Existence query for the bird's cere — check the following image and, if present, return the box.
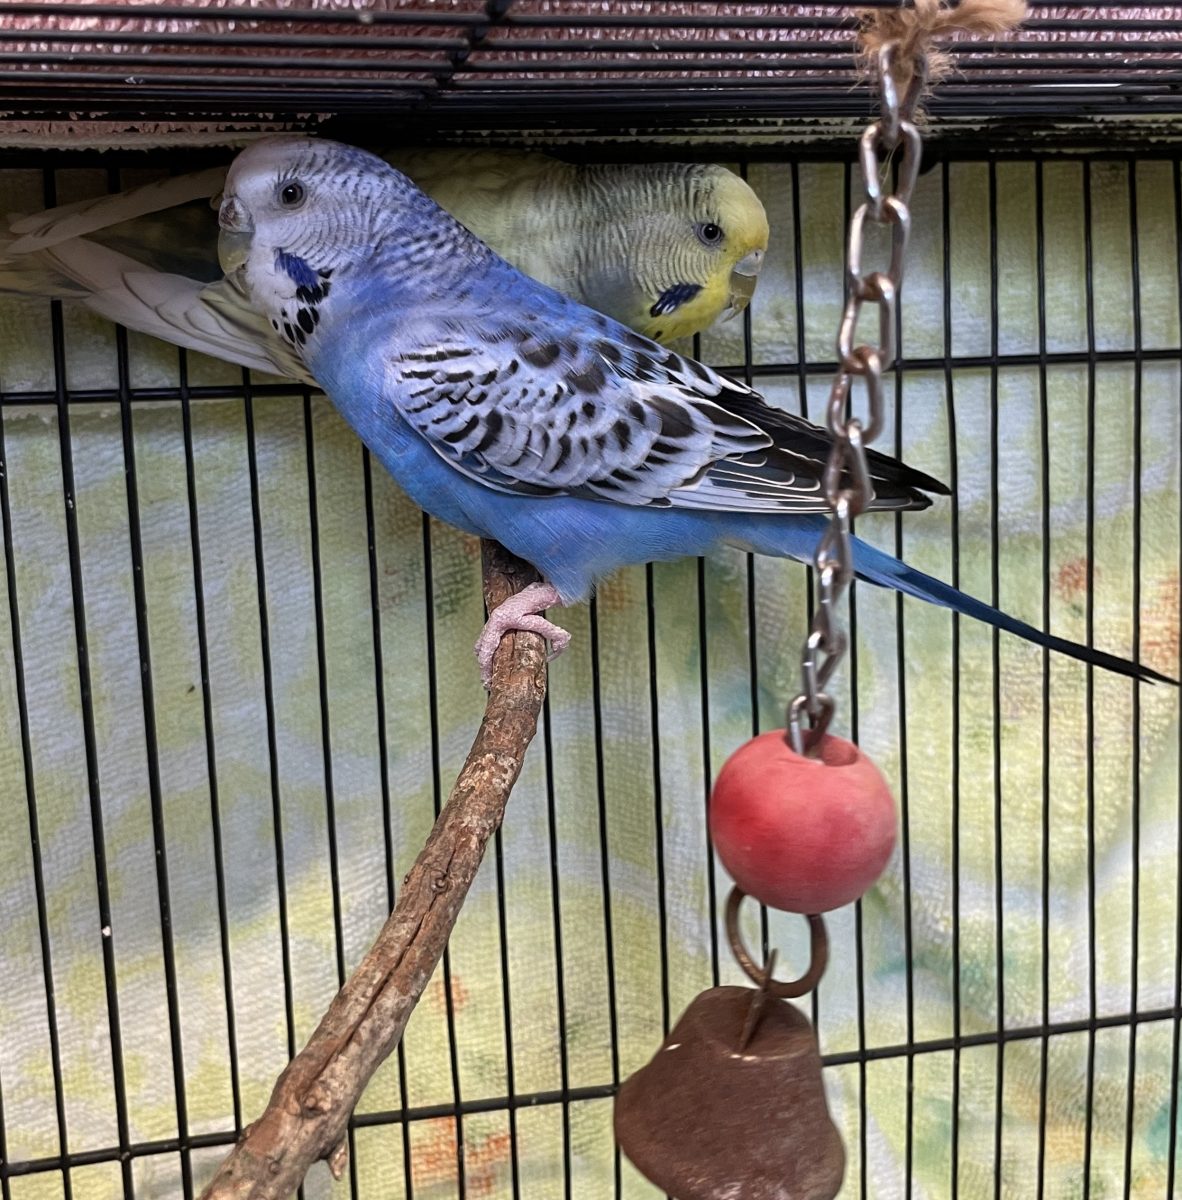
[217,194,251,233]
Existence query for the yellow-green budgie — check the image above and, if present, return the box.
[388,148,768,343]
[0,145,768,383]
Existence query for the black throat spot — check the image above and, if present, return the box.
[277,271,332,349]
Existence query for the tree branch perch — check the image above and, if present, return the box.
[199,541,548,1200]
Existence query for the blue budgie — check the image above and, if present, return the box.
[217,137,1170,687]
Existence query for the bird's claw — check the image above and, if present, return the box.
[475,581,569,689]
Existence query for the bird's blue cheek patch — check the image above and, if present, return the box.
[650,282,702,318]
[275,248,320,292]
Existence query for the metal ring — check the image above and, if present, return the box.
[836,275,896,377]
[859,120,923,217]
[815,516,854,586]
[858,122,886,220]
[725,887,829,998]
[823,425,873,516]
[832,348,885,443]
[846,196,910,289]
[824,371,853,439]
[900,53,929,122]
[877,45,901,147]
[801,627,845,705]
[892,121,924,208]
[786,691,834,755]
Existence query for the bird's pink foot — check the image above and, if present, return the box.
[475,582,570,688]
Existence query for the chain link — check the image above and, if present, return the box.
[787,43,926,755]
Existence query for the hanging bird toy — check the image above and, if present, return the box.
[614,39,929,1200]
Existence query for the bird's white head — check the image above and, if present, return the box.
[218,135,441,355]
[219,136,403,268]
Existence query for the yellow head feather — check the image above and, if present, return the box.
[394,150,770,345]
[572,162,770,344]
[647,166,770,343]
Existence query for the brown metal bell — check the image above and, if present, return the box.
[615,906,844,1200]
[615,986,844,1200]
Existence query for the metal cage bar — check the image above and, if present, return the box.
[0,140,1177,1198]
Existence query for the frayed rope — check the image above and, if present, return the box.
[857,0,1029,116]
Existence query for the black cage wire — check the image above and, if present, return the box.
[1,2,1182,143]
[0,3,1179,1200]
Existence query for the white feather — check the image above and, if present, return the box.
[34,234,308,381]
[7,167,227,253]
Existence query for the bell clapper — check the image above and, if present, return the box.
[736,947,776,1053]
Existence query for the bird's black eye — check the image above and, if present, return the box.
[279,181,306,208]
[697,222,724,246]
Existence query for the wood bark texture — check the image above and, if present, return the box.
[200,541,548,1199]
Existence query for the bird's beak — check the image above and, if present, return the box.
[217,194,254,274]
[723,248,765,321]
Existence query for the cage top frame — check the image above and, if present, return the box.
[0,2,1181,149]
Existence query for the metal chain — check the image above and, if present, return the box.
[787,43,928,755]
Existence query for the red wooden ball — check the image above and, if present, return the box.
[709,729,897,914]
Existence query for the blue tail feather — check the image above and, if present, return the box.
[848,535,1174,686]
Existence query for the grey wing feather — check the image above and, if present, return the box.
[387,317,836,510]
[390,316,936,515]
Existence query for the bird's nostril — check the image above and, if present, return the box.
[218,196,249,232]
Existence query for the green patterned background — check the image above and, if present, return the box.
[0,155,1178,1199]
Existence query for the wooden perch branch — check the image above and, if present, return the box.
[200,541,548,1200]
